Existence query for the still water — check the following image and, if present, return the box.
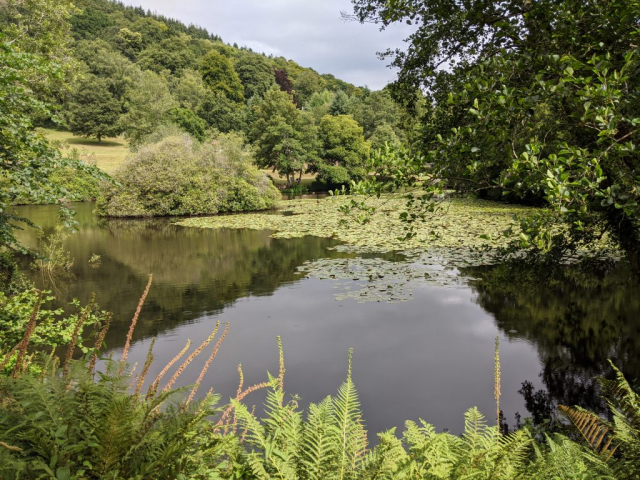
[14,202,640,438]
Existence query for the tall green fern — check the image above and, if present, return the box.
[0,358,221,479]
[560,361,640,478]
[332,348,367,480]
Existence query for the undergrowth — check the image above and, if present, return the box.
[1,277,639,479]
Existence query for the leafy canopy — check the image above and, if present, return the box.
[350,0,640,271]
[251,86,320,188]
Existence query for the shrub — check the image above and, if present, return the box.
[96,133,280,217]
[11,149,103,205]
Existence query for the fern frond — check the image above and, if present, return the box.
[600,362,640,433]
[233,397,298,479]
[262,377,303,472]
[300,396,338,480]
[332,348,367,480]
[526,433,615,479]
[559,405,618,459]
[363,428,410,479]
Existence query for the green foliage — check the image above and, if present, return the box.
[561,362,640,478]
[293,70,326,105]
[235,52,276,100]
[197,91,247,133]
[119,70,176,145]
[306,90,334,124]
[329,90,351,116]
[114,27,143,60]
[169,107,208,141]
[72,39,137,101]
[0,288,103,368]
[200,50,244,103]
[368,123,401,151]
[12,147,104,205]
[316,115,369,186]
[96,133,279,217]
[350,0,640,271]
[251,86,320,188]
[0,359,222,479]
[66,74,123,142]
[171,68,208,111]
[137,34,197,74]
[0,35,105,251]
[0,0,76,101]
[349,90,405,140]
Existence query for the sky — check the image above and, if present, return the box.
[122,0,414,90]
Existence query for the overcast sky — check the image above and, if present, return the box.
[122,0,414,90]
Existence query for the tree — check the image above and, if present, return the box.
[66,75,123,142]
[120,70,176,144]
[315,115,369,185]
[274,68,293,95]
[73,40,137,101]
[0,3,103,252]
[115,27,143,60]
[350,0,640,271]
[137,34,197,74]
[169,107,207,141]
[329,90,350,116]
[235,52,275,100]
[197,91,246,133]
[250,86,320,188]
[368,122,400,151]
[171,69,208,111]
[306,90,334,124]
[0,0,76,103]
[293,70,325,105]
[349,89,404,139]
[199,50,244,103]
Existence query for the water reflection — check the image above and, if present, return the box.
[15,203,349,348]
[11,203,640,437]
[464,260,640,422]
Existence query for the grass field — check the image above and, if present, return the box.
[41,129,319,187]
[40,129,130,175]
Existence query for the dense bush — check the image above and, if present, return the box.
[96,133,280,217]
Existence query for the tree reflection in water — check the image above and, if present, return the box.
[464,259,640,425]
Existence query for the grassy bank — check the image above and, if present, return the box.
[41,129,320,188]
[40,129,129,175]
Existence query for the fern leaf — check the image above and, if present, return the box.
[300,396,337,480]
[332,349,366,480]
[559,405,618,459]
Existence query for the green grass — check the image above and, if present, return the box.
[40,129,130,175]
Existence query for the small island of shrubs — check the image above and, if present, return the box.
[96,132,280,217]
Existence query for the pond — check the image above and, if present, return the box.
[14,202,640,440]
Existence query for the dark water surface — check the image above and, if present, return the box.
[14,203,640,438]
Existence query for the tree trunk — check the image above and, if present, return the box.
[97,133,102,143]
[605,209,640,275]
